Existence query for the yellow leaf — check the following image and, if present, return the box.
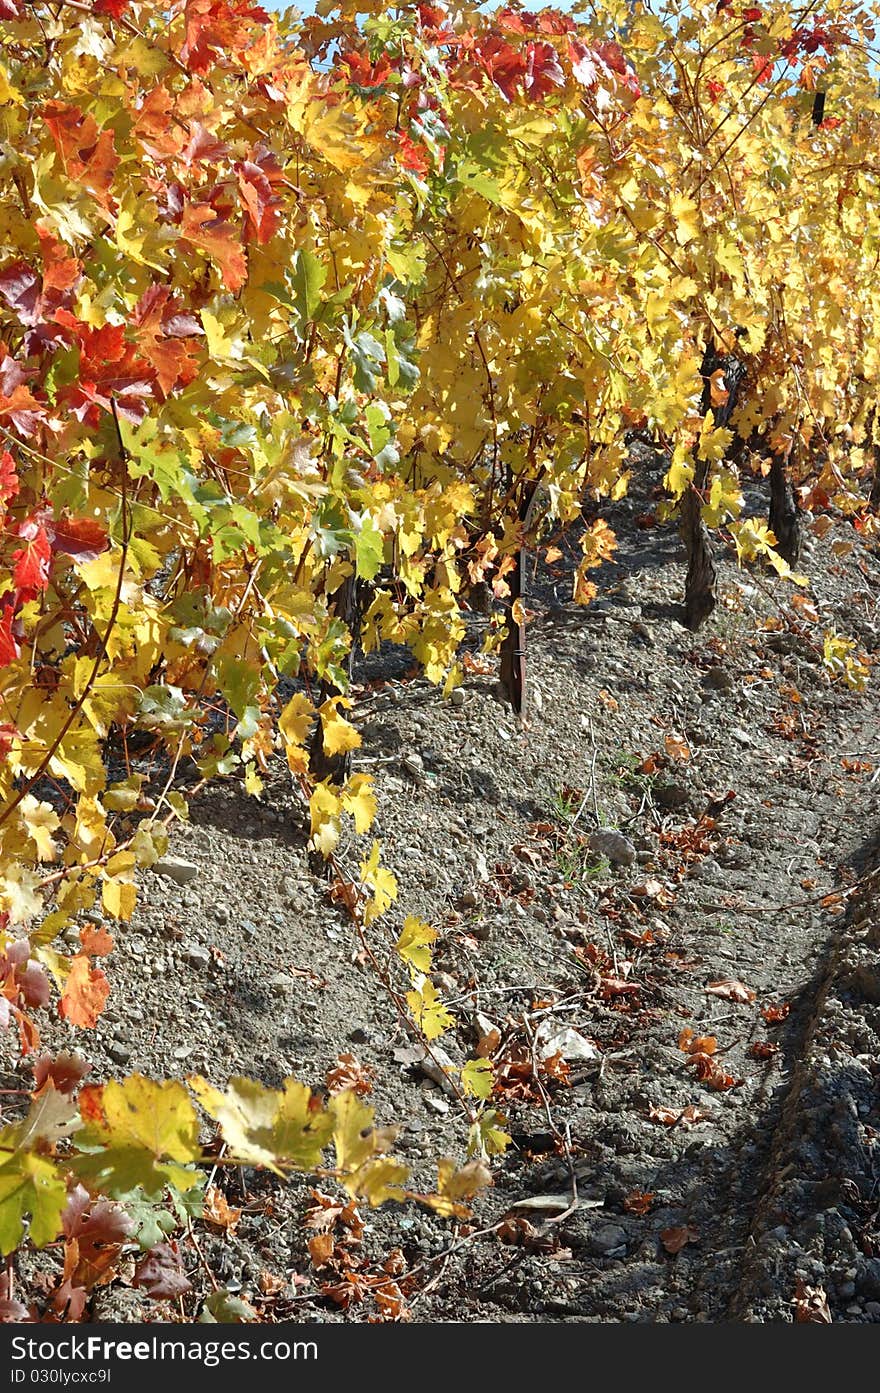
[191,1076,333,1175]
[697,413,733,464]
[467,1108,511,1159]
[395,915,437,974]
[670,192,700,245]
[309,782,341,857]
[319,699,361,756]
[279,693,313,774]
[244,762,264,798]
[340,773,376,834]
[460,1058,494,1100]
[406,977,453,1040]
[359,840,397,924]
[19,796,60,862]
[347,1155,409,1207]
[0,866,42,927]
[101,878,136,922]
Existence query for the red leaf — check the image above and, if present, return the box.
[0,262,41,327]
[47,516,109,562]
[12,522,51,600]
[42,102,119,212]
[0,603,20,666]
[0,450,19,506]
[236,160,282,244]
[524,41,565,99]
[33,1051,90,1097]
[180,0,271,76]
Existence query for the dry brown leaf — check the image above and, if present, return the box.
[660,1225,699,1254]
[794,1278,832,1323]
[307,1233,335,1268]
[761,1001,791,1024]
[678,1028,717,1056]
[203,1186,241,1234]
[705,978,756,1004]
[623,1191,654,1215]
[665,730,691,763]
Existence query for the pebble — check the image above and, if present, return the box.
[588,829,637,867]
[183,944,211,968]
[654,781,691,810]
[731,728,754,747]
[703,667,735,691]
[587,1224,628,1257]
[152,856,199,886]
[107,1040,131,1066]
[450,688,466,707]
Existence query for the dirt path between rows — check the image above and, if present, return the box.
[11,460,880,1323]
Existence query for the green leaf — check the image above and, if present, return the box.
[200,1288,259,1323]
[354,519,385,581]
[291,249,327,324]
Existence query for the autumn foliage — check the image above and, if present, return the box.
[1,0,879,1287]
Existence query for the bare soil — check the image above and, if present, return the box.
[9,454,880,1323]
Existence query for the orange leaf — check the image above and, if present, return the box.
[180,203,248,292]
[308,1233,335,1268]
[79,1084,106,1125]
[59,956,110,1029]
[204,1185,242,1233]
[80,925,114,957]
[678,1028,717,1055]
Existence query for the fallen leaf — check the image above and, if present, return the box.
[678,1028,717,1056]
[133,1242,191,1299]
[794,1278,831,1323]
[647,1104,711,1127]
[705,978,756,1004]
[660,1225,699,1254]
[748,1041,779,1060]
[761,1002,791,1024]
[326,1054,374,1098]
[308,1233,335,1268]
[665,730,691,762]
[622,1191,654,1215]
[203,1186,241,1234]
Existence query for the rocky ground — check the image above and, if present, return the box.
[7,452,880,1323]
